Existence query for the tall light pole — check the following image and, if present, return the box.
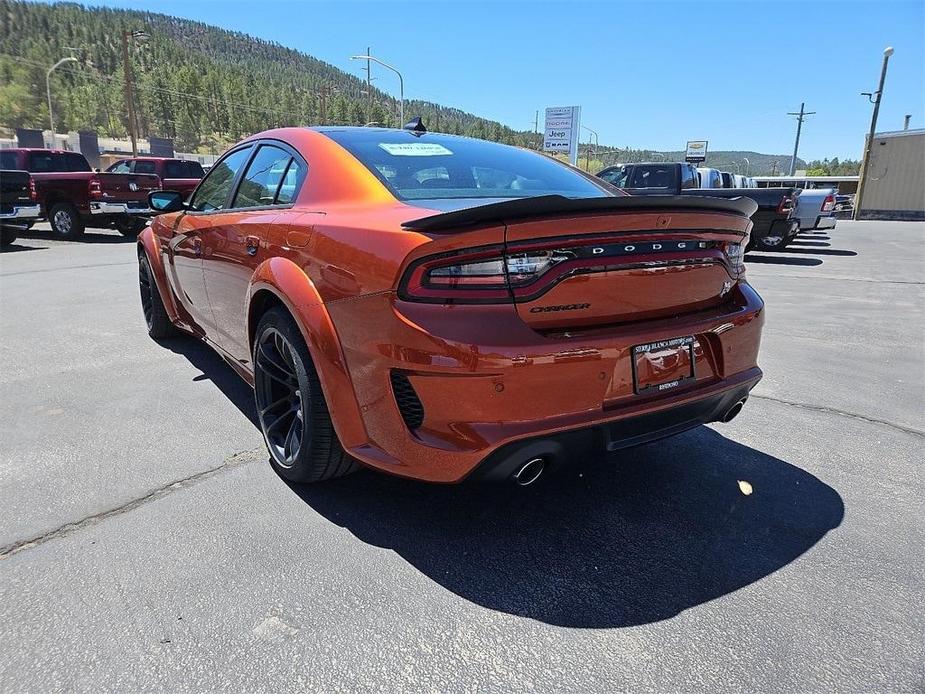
[121,29,149,157]
[46,56,78,136]
[743,157,750,175]
[350,54,403,125]
[855,46,894,220]
[787,102,815,175]
[581,125,598,171]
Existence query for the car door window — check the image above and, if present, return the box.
[275,158,305,204]
[232,145,294,208]
[108,160,130,173]
[134,160,156,175]
[188,146,253,212]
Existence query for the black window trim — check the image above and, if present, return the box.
[186,139,307,216]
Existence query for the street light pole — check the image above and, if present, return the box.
[743,157,750,175]
[854,46,894,220]
[350,54,403,124]
[46,56,78,136]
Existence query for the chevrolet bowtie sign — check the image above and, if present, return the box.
[544,106,581,165]
[685,140,709,163]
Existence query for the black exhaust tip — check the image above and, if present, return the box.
[513,458,546,486]
[720,398,747,423]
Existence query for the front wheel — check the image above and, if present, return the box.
[49,203,84,240]
[116,216,148,237]
[138,254,178,339]
[253,307,357,483]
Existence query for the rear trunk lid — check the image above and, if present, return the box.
[402,195,754,331]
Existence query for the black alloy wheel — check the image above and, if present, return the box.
[253,308,356,483]
[138,254,177,339]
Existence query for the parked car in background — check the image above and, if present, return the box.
[1,149,160,239]
[597,162,799,250]
[793,188,838,231]
[697,167,724,188]
[106,157,205,199]
[139,127,764,486]
[720,171,735,188]
[0,159,41,247]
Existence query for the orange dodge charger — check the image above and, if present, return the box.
[139,125,764,485]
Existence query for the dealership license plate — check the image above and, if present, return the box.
[632,336,696,395]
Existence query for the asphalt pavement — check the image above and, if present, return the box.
[0,220,922,693]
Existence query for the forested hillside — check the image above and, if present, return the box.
[0,1,844,174]
[0,0,536,151]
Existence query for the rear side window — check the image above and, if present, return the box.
[134,160,156,174]
[27,152,91,172]
[164,160,204,178]
[0,152,17,170]
[275,159,306,204]
[232,145,300,208]
[189,146,253,212]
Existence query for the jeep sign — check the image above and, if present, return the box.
[544,106,581,166]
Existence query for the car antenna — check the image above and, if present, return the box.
[403,117,427,136]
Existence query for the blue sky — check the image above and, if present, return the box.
[64,0,924,160]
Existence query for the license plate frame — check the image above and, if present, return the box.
[631,336,696,395]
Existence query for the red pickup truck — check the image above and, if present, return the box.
[106,157,204,198]
[1,149,160,239]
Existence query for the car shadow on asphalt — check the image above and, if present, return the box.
[287,427,844,629]
[11,229,137,245]
[159,335,259,427]
[745,254,823,266]
[0,242,48,254]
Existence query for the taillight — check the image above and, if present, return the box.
[725,237,748,276]
[88,178,102,198]
[28,177,36,201]
[822,194,835,212]
[777,195,794,216]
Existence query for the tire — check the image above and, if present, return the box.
[0,228,17,248]
[253,307,357,483]
[116,216,148,237]
[138,253,178,339]
[48,203,84,240]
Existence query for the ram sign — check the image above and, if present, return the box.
[544,106,581,165]
[685,140,708,163]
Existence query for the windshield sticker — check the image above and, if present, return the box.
[378,143,453,157]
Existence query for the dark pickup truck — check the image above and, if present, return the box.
[1,149,161,239]
[0,164,41,247]
[597,162,800,250]
[106,157,204,199]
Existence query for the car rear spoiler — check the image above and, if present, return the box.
[402,194,758,232]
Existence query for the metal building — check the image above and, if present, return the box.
[856,128,925,221]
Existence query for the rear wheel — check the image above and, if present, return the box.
[253,307,357,483]
[138,254,178,339]
[116,216,147,237]
[49,203,84,240]
[0,228,17,248]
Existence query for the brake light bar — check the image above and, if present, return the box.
[400,236,740,304]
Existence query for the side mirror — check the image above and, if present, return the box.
[149,190,186,213]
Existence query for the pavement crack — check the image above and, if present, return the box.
[750,394,924,438]
[0,448,264,559]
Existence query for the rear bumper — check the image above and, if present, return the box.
[0,204,41,221]
[89,201,153,215]
[814,215,837,230]
[327,282,765,483]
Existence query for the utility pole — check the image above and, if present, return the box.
[904,114,911,130]
[787,102,815,176]
[534,110,539,150]
[855,47,894,219]
[121,31,139,156]
[319,84,329,125]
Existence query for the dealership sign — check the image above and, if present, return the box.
[685,140,708,163]
[544,106,581,164]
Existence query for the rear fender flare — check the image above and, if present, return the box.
[137,226,181,323]
[248,257,367,449]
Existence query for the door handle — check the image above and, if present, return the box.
[245,235,260,256]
